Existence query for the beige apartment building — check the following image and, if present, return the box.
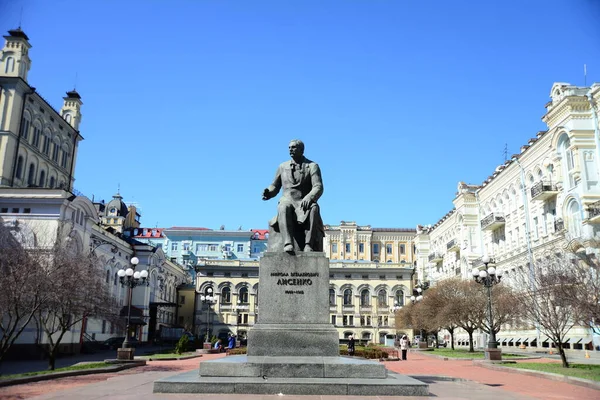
[414,82,600,352]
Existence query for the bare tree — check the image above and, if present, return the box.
[454,280,486,352]
[34,242,119,370]
[0,220,49,365]
[513,253,583,367]
[568,248,600,336]
[425,279,463,350]
[478,284,522,342]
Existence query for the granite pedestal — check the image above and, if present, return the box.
[154,252,429,396]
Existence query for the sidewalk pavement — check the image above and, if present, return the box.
[0,351,597,399]
[0,345,169,375]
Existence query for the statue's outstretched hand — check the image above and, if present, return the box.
[262,188,271,200]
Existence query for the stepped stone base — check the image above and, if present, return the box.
[154,368,428,396]
[153,252,430,396]
[198,356,387,378]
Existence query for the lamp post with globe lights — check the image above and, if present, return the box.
[117,256,149,356]
[410,288,427,347]
[233,300,249,338]
[200,288,217,348]
[471,255,503,360]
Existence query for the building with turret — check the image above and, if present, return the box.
[414,82,600,352]
[0,28,83,191]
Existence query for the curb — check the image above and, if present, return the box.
[145,354,202,361]
[422,352,540,362]
[475,361,600,391]
[0,361,146,388]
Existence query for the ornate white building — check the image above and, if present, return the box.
[0,29,83,191]
[415,82,600,351]
[0,187,189,358]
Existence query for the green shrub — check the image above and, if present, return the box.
[227,347,247,355]
[339,345,389,359]
[210,335,218,347]
[175,335,189,355]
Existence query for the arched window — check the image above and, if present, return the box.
[558,134,576,188]
[64,114,72,123]
[15,156,24,179]
[105,270,110,284]
[239,287,249,303]
[221,286,231,304]
[32,124,41,148]
[567,200,582,238]
[52,142,60,162]
[329,288,336,305]
[362,332,372,340]
[360,289,370,306]
[395,290,404,306]
[49,176,55,188]
[343,288,353,305]
[61,146,69,168]
[377,289,387,307]
[27,163,35,186]
[114,272,118,286]
[38,170,45,187]
[20,117,30,139]
[42,132,51,155]
[5,57,14,73]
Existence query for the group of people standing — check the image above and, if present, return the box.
[346,334,411,361]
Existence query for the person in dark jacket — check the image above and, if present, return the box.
[347,335,356,356]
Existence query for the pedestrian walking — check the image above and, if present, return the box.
[347,335,355,356]
[400,335,409,360]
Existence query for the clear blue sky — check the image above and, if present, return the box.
[1,0,599,230]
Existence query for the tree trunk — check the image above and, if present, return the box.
[48,346,57,370]
[468,331,474,352]
[557,344,569,368]
[450,331,455,350]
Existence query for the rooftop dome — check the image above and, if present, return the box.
[105,193,128,217]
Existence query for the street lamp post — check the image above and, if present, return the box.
[233,300,249,338]
[410,289,426,347]
[116,256,149,359]
[471,255,503,360]
[200,288,216,349]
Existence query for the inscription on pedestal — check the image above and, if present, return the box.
[258,252,329,324]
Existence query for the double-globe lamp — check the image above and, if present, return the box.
[117,257,149,350]
[471,255,503,355]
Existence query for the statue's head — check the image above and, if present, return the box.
[289,139,305,159]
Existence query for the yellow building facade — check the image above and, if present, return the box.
[190,222,417,345]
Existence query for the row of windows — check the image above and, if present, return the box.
[172,242,245,252]
[332,288,406,307]
[217,286,250,303]
[15,156,65,189]
[20,118,70,168]
[331,242,412,255]
[198,286,408,308]
[332,315,390,327]
[0,207,31,213]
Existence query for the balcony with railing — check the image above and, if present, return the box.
[530,181,559,201]
[554,218,564,232]
[446,239,460,252]
[481,213,505,231]
[587,200,600,223]
[428,252,443,262]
